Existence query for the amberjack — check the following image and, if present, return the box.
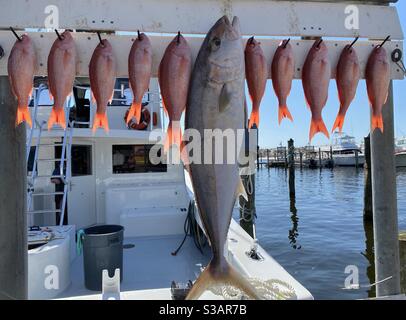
[185,16,261,300]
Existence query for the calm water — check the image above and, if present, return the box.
[252,167,406,300]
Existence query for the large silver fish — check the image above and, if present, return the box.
[185,16,261,300]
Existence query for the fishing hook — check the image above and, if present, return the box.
[10,27,21,41]
[283,38,290,49]
[315,38,323,48]
[248,36,255,45]
[348,36,359,50]
[377,35,390,48]
[97,31,104,46]
[176,31,181,44]
[55,29,64,41]
[137,30,141,40]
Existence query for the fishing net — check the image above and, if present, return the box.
[208,278,297,300]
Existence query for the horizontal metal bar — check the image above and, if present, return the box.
[0,32,403,79]
[35,175,65,179]
[31,192,64,196]
[37,158,67,162]
[0,0,402,39]
[38,143,65,146]
[28,209,62,214]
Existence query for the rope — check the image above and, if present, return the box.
[209,277,297,300]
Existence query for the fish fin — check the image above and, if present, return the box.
[309,117,329,142]
[164,121,182,154]
[278,105,293,125]
[47,108,66,130]
[248,109,260,129]
[186,261,262,300]
[331,112,345,133]
[49,92,53,101]
[91,91,96,104]
[108,91,114,105]
[371,113,384,133]
[92,112,109,133]
[126,102,142,124]
[16,106,32,128]
[237,178,248,201]
[219,83,231,113]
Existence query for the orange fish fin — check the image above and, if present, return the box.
[248,109,260,129]
[92,112,109,133]
[126,102,142,124]
[16,106,32,128]
[371,113,384,133]
[309,117,329,142]
[164,121,182,154]
[331,112,345,133]
[47,108,66,130]
[278,105,293,125]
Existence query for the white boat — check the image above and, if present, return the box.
[324,133,365,167]
[26,80,312,300]
[395,137,406,168]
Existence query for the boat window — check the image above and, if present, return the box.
[112,145,167,174]
[71,145,92,176]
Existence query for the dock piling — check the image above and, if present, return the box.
[0,76,27,299]
[370,81,401,297]
[364,135,373,221]
[400,231,406,293]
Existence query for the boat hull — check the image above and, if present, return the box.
[396,152,406,167]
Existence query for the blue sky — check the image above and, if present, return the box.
[252,1,406,148]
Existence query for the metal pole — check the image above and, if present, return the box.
[0,76,27,299]
[370,81,401,296]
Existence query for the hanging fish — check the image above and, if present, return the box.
[185,16,261,300]
[271,39,294,124]
[245,37,267,129]
[8,34,36,127]
[332,44,360,133]
[365,45,390,133]
[126,32,152,124]
[158,32,192,152]
[302,39,331,141]
[47,30,77,130]
[89,38,116,132]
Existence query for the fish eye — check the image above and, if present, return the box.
[211,37,221,51]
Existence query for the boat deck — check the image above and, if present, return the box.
[57,234,212,300]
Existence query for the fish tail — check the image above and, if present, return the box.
[92,112,109,133]
[47,107,66,130]
[371,113,384,133]
[248,109,260,129]
[186,261,262,300]
[126,101,142,124]
[278,105,293,125]
[16,106,32,128]
[331,111,345,133]
[309,117,329,142]
[164,121,182,153]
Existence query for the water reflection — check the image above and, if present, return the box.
[362,219,375,297]
[288,166,301,249]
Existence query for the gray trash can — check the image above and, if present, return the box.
[82,224,124,291]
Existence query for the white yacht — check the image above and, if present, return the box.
[395,137,406,168]
[26,80,312,300]
[325,133,365,167]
